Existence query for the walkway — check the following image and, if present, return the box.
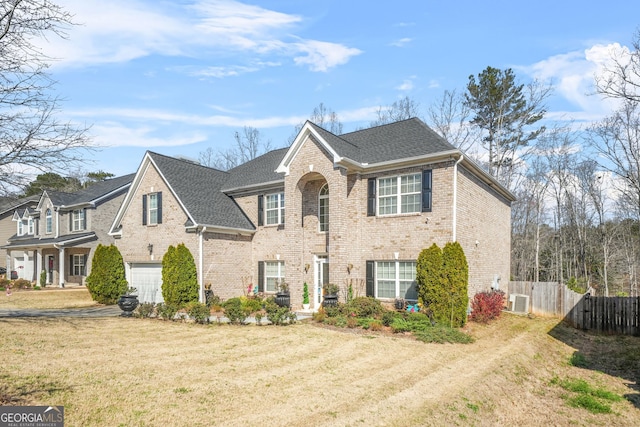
[0,306,121,318]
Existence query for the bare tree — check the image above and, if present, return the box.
[595,29,640,103]
[427,89,477,152]
[370,96,421,127]
[288,102,344,143]
[198,126,272,171]
[0,0,91,195]
[586,99,640,221]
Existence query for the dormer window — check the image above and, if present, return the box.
[28,217,34,234]
[17,220,24,236]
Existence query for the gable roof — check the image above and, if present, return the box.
[38,174,135,210]
[110,152,254,235]
[277,118,514,201]
[222,147,288,193]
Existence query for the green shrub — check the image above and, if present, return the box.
[135,303,156,318]
[85,244,128,304]
[156,303,178,321]
[264,297,294,325]
[39,270,47,288]
[162,243,198,306]
[241,296,263,314]
[417,242,469,328]
[344,296,385,318]
[223,297,249,324]
[381,311,398,326]
[185,302,210,324]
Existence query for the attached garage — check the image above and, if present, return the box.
[128,263,163,303]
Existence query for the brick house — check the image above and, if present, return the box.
[110,118,515,309]
[2,175,134,286]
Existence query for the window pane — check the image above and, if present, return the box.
[377,262,396,298]
[379,196,397,215]
[378,178,396,196]
[399,262,417,299]
[401,194,421,213]
[319,197,328,232]
[378,280,396,298]
[401,174,421,193]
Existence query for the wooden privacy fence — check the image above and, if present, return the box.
[507,281,640,336]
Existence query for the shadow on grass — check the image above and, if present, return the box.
[548,320,640,410]
[0,373,72,405]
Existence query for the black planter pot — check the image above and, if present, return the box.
[275,292,290,308]
[322,294,338,308]
[117,295,139,317]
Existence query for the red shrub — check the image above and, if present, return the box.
[469,290,505,323]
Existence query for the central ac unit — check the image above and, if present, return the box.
[508,294,529,314]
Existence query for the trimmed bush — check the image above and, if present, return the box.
[185,302,210,324]
[85,244,128,304]
[344,296,385,318]
[442,242,469,328]
[223,297,249,324]
[12,279,32,289]
[156,303,178,321]
[469,290,505,323]
[416,244,446,323]
[162,243,198,306]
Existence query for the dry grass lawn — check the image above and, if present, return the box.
[0,289,638,426]
[0,287,98,309]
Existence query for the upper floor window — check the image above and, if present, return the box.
[45,209,52,234]
[17,220,24,236]
[368,170,432,216]
[28,218,34,234]
[142,192,162,225]
[72,209,86,231]
[318,184,329,232]
[265,192,284,225]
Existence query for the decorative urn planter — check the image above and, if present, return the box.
[322,294,338,307]
[117,295,139,317]
[275,291,290,308]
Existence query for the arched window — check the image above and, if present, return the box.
[319,183,329,232]
[45,208,52,234]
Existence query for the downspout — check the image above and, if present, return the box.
[452,154,464,242]
[199,227,206,303]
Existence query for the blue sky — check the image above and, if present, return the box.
[41,0,640,177]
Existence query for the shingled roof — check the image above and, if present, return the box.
[43,174,135,208]
[147,152,254,231]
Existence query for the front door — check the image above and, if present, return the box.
[314,255,329,310]
[47,256,54,284]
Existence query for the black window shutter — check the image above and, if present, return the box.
[367,178,376,216]
[69,212,72,231]
[157,192,163,224]
[69,254,73,275]
[142,194,147,225]
[257,195,264,226]
[258,261,264,292]
[422,169,432,213]
[83,254,87,276]
[366,261,375,297]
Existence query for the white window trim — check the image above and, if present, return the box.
[377,173,421,216]
[72,254,86,276]
[265,192,285,226]
[318,183,329,232]
[28,218,34,235]
[45,209,52,234]
[375,260,417,300]
[264,261,285,293]
[72,209,86,231]
[17,220,24,236]
[148,193,159,225]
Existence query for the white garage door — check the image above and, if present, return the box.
[130,263,163,303]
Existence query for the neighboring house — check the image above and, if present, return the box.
[110,118,515,308]
[2,175,135,286]
[0,196,39,274]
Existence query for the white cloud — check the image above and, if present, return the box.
[522,43,625,122]
[45,0,359,72]
[389,38,412,47]
[89,122,208,148]
[292,40,362,72]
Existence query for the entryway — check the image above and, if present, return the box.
[314,255,328,310]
